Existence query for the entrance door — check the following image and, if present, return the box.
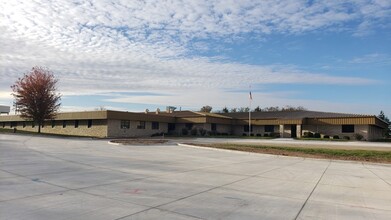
[291,125,297,138]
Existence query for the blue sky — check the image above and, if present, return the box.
[0,0,390,115]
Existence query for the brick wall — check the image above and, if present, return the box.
[107,119,168,138]
[1,119,108,137]
[302,124,374,140]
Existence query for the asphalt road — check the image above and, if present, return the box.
[1,134,391,219]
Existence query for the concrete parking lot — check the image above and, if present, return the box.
[1,134,391,219]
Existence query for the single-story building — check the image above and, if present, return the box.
[220,111,387,140]
[0,109,388,140]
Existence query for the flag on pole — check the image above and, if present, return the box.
[249,91,252,100]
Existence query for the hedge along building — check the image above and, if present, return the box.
[0,109,388,140]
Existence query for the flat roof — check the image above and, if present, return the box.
[0,109,388,128]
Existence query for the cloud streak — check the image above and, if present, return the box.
[0,0,389,111]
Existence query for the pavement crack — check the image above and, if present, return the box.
[114,159,304,220]
[362,163,391,187]
[294,160,331,220]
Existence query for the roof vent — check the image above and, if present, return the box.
[166,106,177,113]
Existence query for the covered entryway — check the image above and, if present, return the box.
[291,125,297,138]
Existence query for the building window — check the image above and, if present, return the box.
[51,120,55,128]
[137,121,146,129]
[152,122,159,130]
[265,125,274,133]
[185,123,193,130]
[211,123,217,131]
[63,121,67,128]
[120,120,130,129]
[342,125,354,133]
[168,123,176,131]
[10,122,17,128]
[75,120,79,128]
[87,120,92,128]
[244,125,253,132]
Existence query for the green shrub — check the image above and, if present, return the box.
[198,128,206,136]
[264,133,269,137]
[151,133,162,137]
[256,133,262,137]
[307,132,314,138]
[242,133,247,136]
[323,135,330,139]
[354,133,364,141]
[181,128,188,135]
[270,132,280,138]
[211,131,218,136]
[343,136,350,140]
[314,133,321,138]
[333,135,339,139]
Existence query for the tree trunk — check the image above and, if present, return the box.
[38,124,41,133]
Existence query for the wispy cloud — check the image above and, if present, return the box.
[0,0,389,111]
[349,53,391,65]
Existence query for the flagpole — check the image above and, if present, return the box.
[249,100,251,136]
[249,87,252,136]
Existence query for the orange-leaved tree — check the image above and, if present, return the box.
[11,66,61,133]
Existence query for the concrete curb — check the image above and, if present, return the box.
[107,141,121,146]
[176,143,365,164]
[177,143,269,156]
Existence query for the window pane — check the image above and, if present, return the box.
[342,125,354,133]
[185,123,193,130]
[168,123,176,131]
[120,120,130,129]
[137,121,145,129]
[244,125,253,132]
[265,125,274,132]
[152,122,159,130]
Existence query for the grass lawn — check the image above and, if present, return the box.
[185,143,391,164]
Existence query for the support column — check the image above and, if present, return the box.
[279,124,284,138]
[296,125,302,138]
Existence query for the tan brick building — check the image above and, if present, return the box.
[0,110,388,140]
